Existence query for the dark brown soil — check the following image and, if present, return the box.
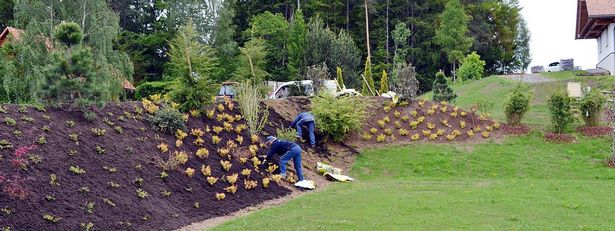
[576,126,612,137]
[0,103,290,231]
[544,133,577,144]
[502,124,532,136]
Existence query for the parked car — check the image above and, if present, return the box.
[216,82,239,102]
[268,80,314,99]
[546,62,561,72]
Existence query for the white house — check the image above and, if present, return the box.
[576,0,615,75]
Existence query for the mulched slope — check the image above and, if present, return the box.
[346,98,501,145]
[0,103,289,231]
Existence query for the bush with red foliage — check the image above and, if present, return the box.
[502,124,531,136]
[10,145,35,170]
[544,133,577,144]
[0,175,31,200]
[577,126,612,137]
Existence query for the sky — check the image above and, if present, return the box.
[519,0,597,70]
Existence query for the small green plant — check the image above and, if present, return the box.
[13,130,22,137]
[34,105,46,112]
[2,207,13,215]
[68,150,78,156]
[4,117,16,126]
[49,174,59,186]
[0,105,6,113]
[65,120,76,128]
[276,127,297,141]
[504,84,532,125]
[20,115,33,122]
[84,201,94,214]
[102,198,116,207]
[28,154,42,164]
[161,190,172,197]
[548,92,573,133]
[69,133,79,143]
[95,145,106,154]
[43,214,61,223]
[17,106,27,113]
[70,166,86,175]
[103,166,117,173]
[91,128,106,137]
[376,134,386,143]
[0,140,12,150]
[79,186,91,193]
[81,222,94,231]
[432,71,457,102]
[134,177,144,186]
[42,115,51,120]
[102,117,115,126]
[136,188,149,199]
[37,136,47,145]
[42,125,50,132]
[108,181,120,189]
[160,172,169,179]
[45,195,56,201]
[84,111,97,121]
[114,126,124,134]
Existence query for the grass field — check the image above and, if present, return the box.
[211,71,615,231]
[213,135,615,230]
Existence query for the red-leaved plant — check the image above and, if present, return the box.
[11,145,35,170]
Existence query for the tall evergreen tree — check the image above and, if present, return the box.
[287,9,307,79]
[166,21,219,111]
[392,22,410,84]
[336,66,345,91]
[235,38,269,84]
[435,0,473,82]
[379,70,388,94]
[245,11,289,81]
[515,17,531,73]
[213,0,239,81]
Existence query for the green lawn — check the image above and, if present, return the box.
[212,135,615,230]
[421,72,615,129]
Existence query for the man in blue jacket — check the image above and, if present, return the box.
[290,112,316,147]
[261,136,306,183]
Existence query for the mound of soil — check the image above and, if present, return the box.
[0,103,290,231]
[345,98,501,147]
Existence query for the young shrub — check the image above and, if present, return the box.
[504,84,532,125]
[207,176,218,185]
[149,106,187,134]
[226,174,239,184]
[262,178,271,188]
[311,92,368,142]
[184,168,195,177]
[276,127,297,141]
[432,71,457,102]
[548,92,574,133]
[579,90,606,127]
[376,134,386,143]
[236,82,269,136]
[220,160,232,172]
[196,148,209,159]
[391,62,420,100]
[201,165,211,176]
[215,193,226,200]
[379,70,389,94]
[458,51,486,81]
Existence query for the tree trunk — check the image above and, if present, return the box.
[346,0,350,31]
[386,0,390,66]
[364,0,371,59]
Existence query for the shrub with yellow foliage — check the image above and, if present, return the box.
[224,185,237,194]
[184,168,195,177]
[207,176,218,185]
[226,173,238,184]
[201,165,211,176]
[241,168,252,178]
[191,129,204,137]
[174,151,189,165]
[244,180,257,190]
[157,143,169,153]
[215,192,225,200]
[196,148,209,159]
[220,160,232,171]
[175,129,188,140]
[262,178,270,188]
[212,136,221,144]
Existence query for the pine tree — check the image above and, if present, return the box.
[288,9,307,79]
[166,21,219,111]
[39,22,109,111]
[336,67,345,91]
[379,70,388,94]
[361,57,375,96]
[235,39,269,84]
[213,0,239,81]
[391,62,420,100]
[435,0,473,81]
[432,71,457,102]
[515,17,531,73]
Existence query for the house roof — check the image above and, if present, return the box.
[0,27,24,46]
[576,0,615,39]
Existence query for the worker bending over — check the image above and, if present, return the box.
[290,112,316,147]
[262,136,308,184]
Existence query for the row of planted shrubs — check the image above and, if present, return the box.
[504,83,607,133]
